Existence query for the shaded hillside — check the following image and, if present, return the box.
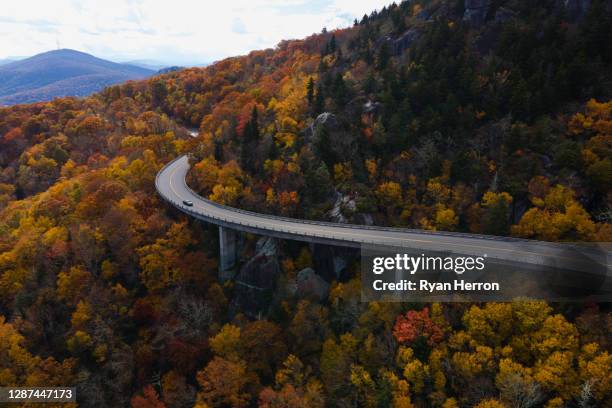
[0,49,153,105]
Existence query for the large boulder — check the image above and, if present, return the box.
[255,235,278,257]
[296,268,330,301]
[304,112,339,142]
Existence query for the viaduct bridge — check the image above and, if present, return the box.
[156,155,610,290]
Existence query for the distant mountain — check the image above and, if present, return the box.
[0,49,154,105]
[0,56,26,66]
[157,66,184,74]
[122,59,167,71]
[123,59,210,70]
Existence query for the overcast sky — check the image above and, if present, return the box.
[0,0,391,66]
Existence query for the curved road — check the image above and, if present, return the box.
[155,155,610,273]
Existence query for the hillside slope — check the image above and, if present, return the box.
[0,49,153,105]
[115,0,610,241]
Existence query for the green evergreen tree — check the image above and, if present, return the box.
[331,72,348,108]
[314,124,334,167]
[314,84,325,115]
[363,71,376,94]
[306,77,315,108]
[241,106,259,172]
[305,162,333,203]
[250,106,259,141]
[484,199,512,236]
[377,42,390,71]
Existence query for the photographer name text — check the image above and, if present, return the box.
[372,279,500,292]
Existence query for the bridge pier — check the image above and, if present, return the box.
[219,226,237,281]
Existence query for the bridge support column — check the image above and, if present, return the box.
[219,227,237,281]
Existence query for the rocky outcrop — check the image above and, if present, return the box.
[363,100,381,114]
[229,237,280,317]
[315,112,338,127]
[333,257,347,279]
[393,28,421,55]
[328,196,347,224]
[312,244,336,282]
[463,0,493,25]
[327,192,356,224]
[255,235,277,257]
[327,190,375,227]
[296,267,330,301]
[304,112,339,142]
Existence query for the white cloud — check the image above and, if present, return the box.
[0,0,392,65]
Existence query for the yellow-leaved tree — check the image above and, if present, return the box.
[512,181,596,241]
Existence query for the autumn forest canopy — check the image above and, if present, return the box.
[0,0,610,407]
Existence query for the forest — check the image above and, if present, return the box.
[0,0,610,407]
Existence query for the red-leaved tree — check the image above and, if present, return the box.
[393,307,444,346]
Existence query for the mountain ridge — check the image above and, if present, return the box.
[0,49,154,106]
